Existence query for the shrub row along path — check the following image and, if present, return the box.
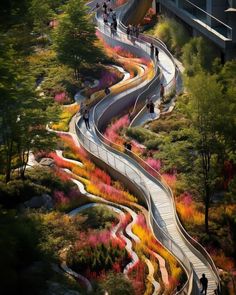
[55,146,163,292]
[74,0,219,294]
[50,124,163,293]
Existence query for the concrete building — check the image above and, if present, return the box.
[155,0,236,61]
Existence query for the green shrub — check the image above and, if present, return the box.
[0,179,49,208]
[152,19,172,48]
[126,127,159,144]
[182,37,218,74]
[147,17,190,57]
[80,206,118,229]
[27,166,75,193]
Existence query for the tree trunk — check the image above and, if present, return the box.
[5,140,13,183]
[201,145,211,233]
[204,183,210,233]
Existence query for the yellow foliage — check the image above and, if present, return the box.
[176,202,204,226]
[123,191,137,203]
[132,222,182,281]
[72,165,89,179]
[225,204,236,218]
[144,280,153,295]
[51,105,79,131]
[86,182,102,197]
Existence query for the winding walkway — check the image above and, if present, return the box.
[74,0,220,294]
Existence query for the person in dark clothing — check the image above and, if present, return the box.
[103,13,108,25]
[83,109,90,130]
[149,100,154,113]
[103,2,107,14]
[200,273,208,295]
[160,83,165,102]
[110,23,115,37]
[126,25,130,38]
[149,99,155,118]
[155,47,159,61]
[112,11,116,22]
[104,87,110,95]
[150,43,154,58]
[146,99,155,119]
[113,20,117,31]
[124,141,132,151]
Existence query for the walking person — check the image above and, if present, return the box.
[103,13,108,25]
[83,109,90,130]
[155,46,159,61]
[104,86,110,95]
[112,11,116,22]
[113,19,117,32]
[160,83,165,102]
[150,42,154,58]
[124,141,132,151]
[148,99,155,119]
[110,23,114,37]
[103,1,107,14]
[126,25,130,39]
[200,274,208,295]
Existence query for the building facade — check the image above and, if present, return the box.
[155,0,236,61]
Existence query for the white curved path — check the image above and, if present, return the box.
[75,9,218,295]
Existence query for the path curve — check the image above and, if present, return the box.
[74,0,220,294]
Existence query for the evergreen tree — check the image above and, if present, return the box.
[54,0,103,80]
[29,0,53,36]
[0,37,57,182]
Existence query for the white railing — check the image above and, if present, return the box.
[77,0,221,293]
[160,0,232,40]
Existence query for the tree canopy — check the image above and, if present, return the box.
[54,0,104,79]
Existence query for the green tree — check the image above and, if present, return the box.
[54,0,103,80]
[0,40,21,182]
[0,38,58,182]
[186,71,223,232]
[182,37,216,75]
[217,61,236,153]
[29,0,53,36]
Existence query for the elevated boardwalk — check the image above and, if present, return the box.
[75,0,220,293]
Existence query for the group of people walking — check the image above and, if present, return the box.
[97,1,118,36]
[79,86,111,130]
[126,24,140,40]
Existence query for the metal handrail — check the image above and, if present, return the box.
[118,0,179,99]
[159,0,232,40]
[77,0,218,293]
[99,0,220,292]
[75,117,193,293]
[79,1,194,293]
[184,0,232,30]
[95,0,221,292]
